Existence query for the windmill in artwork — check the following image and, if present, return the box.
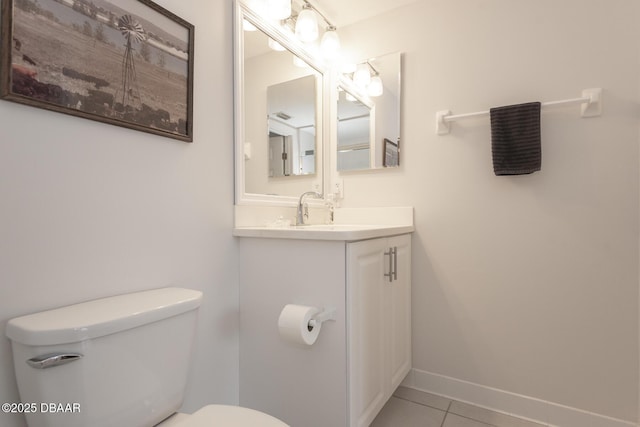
[116,15,146,109]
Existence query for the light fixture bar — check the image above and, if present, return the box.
[363,61,380,76]
[301,0,335,29]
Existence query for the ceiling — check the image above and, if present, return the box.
[308,0,423,28]
[243,0,424,58]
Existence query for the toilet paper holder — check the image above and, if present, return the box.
[307,306,337,331]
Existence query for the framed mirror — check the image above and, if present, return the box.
[336,52,401,171]
[234,2,325,204]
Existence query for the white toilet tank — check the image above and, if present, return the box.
[5,287,203,427]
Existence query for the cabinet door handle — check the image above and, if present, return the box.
[393,246,398,281]
[384,248,393,282]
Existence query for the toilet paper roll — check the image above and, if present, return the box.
[278,304,321,346]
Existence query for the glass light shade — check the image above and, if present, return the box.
[295,5,319,42]
[267,0,291,20]
[353,64,371,88]
[243,19,257,32]
[368,75,383,97]
[320,27,340,60]
[268,38,286,51]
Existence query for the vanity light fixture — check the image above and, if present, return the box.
[271,1,342,62]
[267,0,292,20]
[290,0,340,59]
[353,63,372,88]
[320,25,340,60]
[368,74,383,97]
[348,61,384,97]
[295,3,319,42]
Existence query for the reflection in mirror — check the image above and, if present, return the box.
[267,75,316,177]
[383,138,399,167]
[336,87,373,170]
[241,14,322,198]
[337,52,401,171]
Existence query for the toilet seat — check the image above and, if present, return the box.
[167,405,288,427]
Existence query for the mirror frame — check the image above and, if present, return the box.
[234,0,330,206]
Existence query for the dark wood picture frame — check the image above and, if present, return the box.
[383,138,399,167]
[1,0,194,142]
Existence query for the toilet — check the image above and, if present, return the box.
[5,287,288,427]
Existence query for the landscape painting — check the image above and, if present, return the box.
[0,0,194,142]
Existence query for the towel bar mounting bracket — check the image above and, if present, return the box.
[435,110,452,135]
[580,88,602,118]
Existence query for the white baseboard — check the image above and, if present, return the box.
[402,368,636,427]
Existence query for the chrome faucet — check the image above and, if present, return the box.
[296,191,322,225]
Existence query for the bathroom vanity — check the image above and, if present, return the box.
[233,2,411,424]
[236,225,412,427]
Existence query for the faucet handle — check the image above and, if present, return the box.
[296,191,323,225]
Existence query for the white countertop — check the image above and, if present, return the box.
[233,224,415,241]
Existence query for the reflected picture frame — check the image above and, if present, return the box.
[0,0,194,142]
[383,138,399,167]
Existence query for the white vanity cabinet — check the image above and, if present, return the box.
[238,232,411,427]
[347,234,412,427]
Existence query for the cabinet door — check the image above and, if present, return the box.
[347,238,389,427]
[388,234,412,391]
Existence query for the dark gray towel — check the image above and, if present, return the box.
[490,102,541,175]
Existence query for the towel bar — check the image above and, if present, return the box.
[435,88,602,135]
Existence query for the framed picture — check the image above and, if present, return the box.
[383,138,399,167]
[1,0,194,142]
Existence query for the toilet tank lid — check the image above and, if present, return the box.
[6,287,203,346]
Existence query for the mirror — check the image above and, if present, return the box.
[337,52,401,171]
[235,4,324,202]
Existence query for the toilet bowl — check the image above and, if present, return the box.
[157,405,287,426]
[5,288,288,427]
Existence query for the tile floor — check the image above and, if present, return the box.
[371,387,548,427]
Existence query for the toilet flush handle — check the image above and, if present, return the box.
[26,352,83,369]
